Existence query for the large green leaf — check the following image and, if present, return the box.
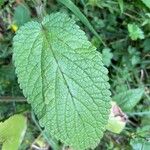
[0,115,27,150]
[13,13,111,150]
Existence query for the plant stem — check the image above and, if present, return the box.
[0,97,26,102]
[127,111,150,116]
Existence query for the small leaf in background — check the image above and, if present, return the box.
[107,101,127,134]
[131,55,140,66]
[128,23,144,40]
[116,84,128,93]
[13,4,31,27]
[137,125,150,138]
[117,0,124,14]
[130,125,150,150]
[141,111,150,126]
[102,48,113,67]
[141,0,150,9]
[88,0,98,6]
[142,13,150,26]
[0,115,27,150]
[130,138,150,150]
[128,46,141,66]
[142,38,150,52]
[113,88,144,111]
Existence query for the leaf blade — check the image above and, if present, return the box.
[113,88,144,111]
[13,13,111,150]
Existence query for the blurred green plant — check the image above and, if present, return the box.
[13,4,31,27]
[0,115,27,150]
[128,23,144,40]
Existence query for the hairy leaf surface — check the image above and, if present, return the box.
[13,13,111,150]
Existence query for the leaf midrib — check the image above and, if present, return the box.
[41,26,94,143]
[42,26,84,120]
[41,26,79,131]
[41,26,74,100]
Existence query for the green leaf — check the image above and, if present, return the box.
[102,48,113,67]
[136,125,150,138]
[117,0,124,14]
[141,0,150,9]
[143,38,150,52]
[128,23,144,40]
[113,88,144,111]
[13,13,111,150]
[88,0,99,6]
[0,115,27,150]
[130,138,150,150]
[130,125,150,150]
[13,4,31,26]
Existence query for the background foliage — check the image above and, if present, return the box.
[0,0,150,149]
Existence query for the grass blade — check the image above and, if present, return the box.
[118,0,124,14]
